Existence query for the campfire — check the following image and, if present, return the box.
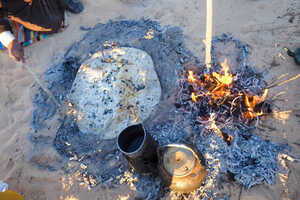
[176,58,272,145]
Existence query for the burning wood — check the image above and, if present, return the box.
[244,89,269,119]
[177,59,272,144]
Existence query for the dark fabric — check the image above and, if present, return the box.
[0,0,66,34]
[0,0,12,33]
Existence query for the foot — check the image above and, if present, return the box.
[66,0,84,14]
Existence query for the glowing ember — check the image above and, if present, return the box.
[226,135,233,143]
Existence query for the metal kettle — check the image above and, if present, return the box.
[157,144,207,193]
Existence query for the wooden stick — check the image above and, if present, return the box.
[205,0,213,69]
[24,65,60,107]
[267,73,300,89]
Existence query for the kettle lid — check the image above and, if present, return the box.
[162,145,196,177]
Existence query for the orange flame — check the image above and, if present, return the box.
[191,92,198,102]
[184,57,273,145]
[189,59,234,103]
[188,59,233,103]
[188,70,197,83]
[212,59,233,86]
[226,135,233,142]
[187,58,268,122]
[207,59,234,101]
[244,89,268,119]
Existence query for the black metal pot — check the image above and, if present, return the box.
[157,144,207,193]
[117,124,158,174]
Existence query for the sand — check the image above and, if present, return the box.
[0,0,299,199]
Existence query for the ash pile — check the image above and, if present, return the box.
[29,20,288,199]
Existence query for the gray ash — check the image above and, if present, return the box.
[30,20,287,199]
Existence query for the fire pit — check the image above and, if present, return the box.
[29,20,291,199]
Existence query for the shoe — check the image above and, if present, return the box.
[66,0,84,14]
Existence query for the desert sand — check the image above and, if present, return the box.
[0,0,299,199]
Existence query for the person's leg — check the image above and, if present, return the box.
[8,0,66,33]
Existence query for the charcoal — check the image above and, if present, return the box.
[254,101,273,114]
[174,103,181,108]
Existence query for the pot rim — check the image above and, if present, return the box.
[117,123,147,155]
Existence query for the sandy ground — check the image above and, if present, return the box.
[0,0,299,199]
